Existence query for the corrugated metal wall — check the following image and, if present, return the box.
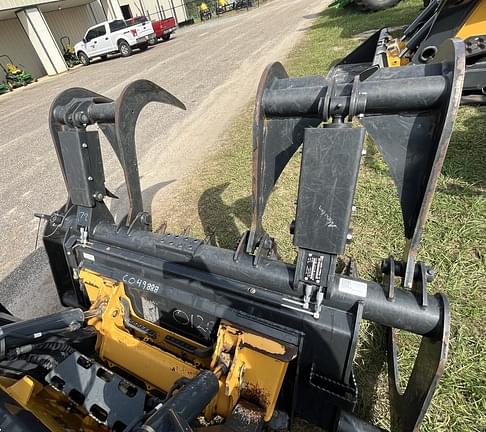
[0,18,46,78]
[44,5,98,52]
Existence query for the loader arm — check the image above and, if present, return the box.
[336,0,486,104]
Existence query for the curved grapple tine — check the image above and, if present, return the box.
[359,39,465,287]
[106,80,186,227]
[387,292,450,431]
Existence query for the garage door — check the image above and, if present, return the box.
[44,5,98,53]
[0,19,46,79]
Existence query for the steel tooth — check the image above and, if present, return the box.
[340,256,359,279]
[269,239,280,261]
[181,226,192,237]
[158,221,168,234]
[204,232,215,246]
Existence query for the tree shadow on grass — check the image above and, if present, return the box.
[198,183,252,249]
[304,3,420,39]
[440,108,486,193]
[363,107,486,199]
[355,321,388,422]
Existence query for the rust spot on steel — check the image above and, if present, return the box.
[232,400,264,425]
[238,335,297,362]
[241,383,270,409]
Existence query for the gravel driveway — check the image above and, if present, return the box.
[0,0,326,317]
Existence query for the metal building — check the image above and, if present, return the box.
[0,0,175,79]
[118,0,189,24]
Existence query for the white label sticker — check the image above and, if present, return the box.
[83,252,95,262]
[338,278,367,298]
[141,296,160,323]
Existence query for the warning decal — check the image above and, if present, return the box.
[304,253,324,284]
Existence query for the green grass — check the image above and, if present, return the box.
[158,1,486,430]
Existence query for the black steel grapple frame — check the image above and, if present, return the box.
[36,38,464,431]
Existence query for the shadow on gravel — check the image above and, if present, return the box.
[0,247,63,318]
[109,179,176,223]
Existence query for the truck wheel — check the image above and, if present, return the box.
[355,0,401,11]
[118,41,132,57]
[162,34,171,41]
[78,51,90,66]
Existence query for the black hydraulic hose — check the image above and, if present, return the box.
[0,309,85,358]
[11,342,75,366]
[400,0,438,41]
[16,354,57,371]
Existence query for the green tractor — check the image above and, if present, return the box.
[0,55,34,89]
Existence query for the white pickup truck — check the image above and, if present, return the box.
[75,19,155,65]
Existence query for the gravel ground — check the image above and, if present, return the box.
[0,0,326,317]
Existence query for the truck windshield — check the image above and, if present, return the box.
[109,20,127,32]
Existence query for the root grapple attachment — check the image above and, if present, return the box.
[0,38,464,432]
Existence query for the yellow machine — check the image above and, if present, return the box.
[0,268,294,431]
[344,0,486,103]
[199,2,212,20]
